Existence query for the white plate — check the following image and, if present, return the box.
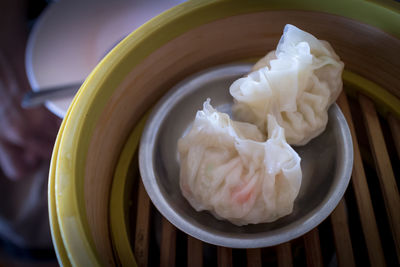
[25,0,186,118]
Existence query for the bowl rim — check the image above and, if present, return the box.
[51,0,400,264]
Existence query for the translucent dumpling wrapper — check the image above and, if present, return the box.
[230,24,345,145]
[178,99,302,226]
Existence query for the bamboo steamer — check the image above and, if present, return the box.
[49,0,400,266]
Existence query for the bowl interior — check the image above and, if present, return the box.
[139,63,352,247]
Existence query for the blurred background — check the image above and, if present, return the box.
[0,0,184,265]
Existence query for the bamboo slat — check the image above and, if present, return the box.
[330,200,356,267]
[246,248,262,267]
[303,228,324,267]
[188,236,203,267]
[217,247,233,267]
[388,114,400,159]
[358,95,400,261]
[134,180,151,267]
[337,93,386,267]
[276,243,293,267]
[160,218,177,267]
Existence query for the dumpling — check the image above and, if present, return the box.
[178,99,302,226]
[230,24,344,145]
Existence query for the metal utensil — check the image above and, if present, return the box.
[21,82,81,108]
[139,63,353,248]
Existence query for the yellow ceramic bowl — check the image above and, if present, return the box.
[50,0,400,265]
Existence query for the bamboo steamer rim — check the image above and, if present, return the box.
[49,98,77,266]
